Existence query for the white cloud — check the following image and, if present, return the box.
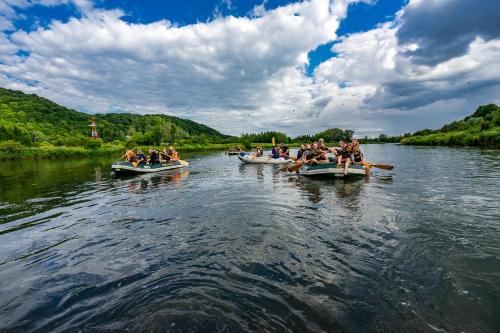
[0,0,499,137]
[1,0,355,135]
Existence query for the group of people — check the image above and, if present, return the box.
[125,146,179,165]
[268,144,290,159]
[264,138,367,176]
[225,145,243,154]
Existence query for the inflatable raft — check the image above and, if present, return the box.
[238,153,291,165]
[111,161,185,175]
[299,162,366,178]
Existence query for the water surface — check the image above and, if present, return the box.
[0,145,499,332]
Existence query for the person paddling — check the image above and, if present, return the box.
[135,149,146,165]
[168,146,179,161]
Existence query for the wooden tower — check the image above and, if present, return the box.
[89,116,98,138]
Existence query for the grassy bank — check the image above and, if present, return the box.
[0,142,290,161]
[400,104,500,148]
[401,128,500,148]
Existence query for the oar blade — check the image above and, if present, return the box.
[372,164,393,170]
[178,160,190,167]
[287,163,303,172]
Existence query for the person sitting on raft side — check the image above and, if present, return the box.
[296,143,306,160]
[125,149,136,162]
[351,138,364,162]
[293,143,312,169]
[312,142,329,164]
[149,149,160,165]
[167,146,179,161]
[303,143,314,165]
[318,138,328,152]
[332,141,346,159]
[305,142,328,165]
[255,146,264,157]
[335,143,354,176]
[160,147,170,163]
[135,149,146,165]
[351,138,370,175]
[280,144,290,159]
[270,146,280,159]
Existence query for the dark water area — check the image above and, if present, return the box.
[0,145,499,332]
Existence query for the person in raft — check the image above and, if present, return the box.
[312,142,329,164]
[296,143,306,160]
[125,149,136,162]
[270,146,280,159]
[148,149,160,165]
[255,146,264,157]
[160,147,169,162]
[280,144,290,159]
[302,142,325,165]
[351,138,370,175]
[167,146,179,161]
[350,138,364,163]
[135,149,146,165]
[333,142,354,175]
[318,138,328,152]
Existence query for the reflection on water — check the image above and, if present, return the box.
[121,170,191,193]
[0,146,499,332]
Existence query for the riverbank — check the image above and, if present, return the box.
[401,127,500,147]
[0,142,288,161]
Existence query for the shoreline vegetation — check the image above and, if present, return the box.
[1,87,499,161]
[0,142,282,161]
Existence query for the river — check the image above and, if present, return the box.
[0,144,499,332]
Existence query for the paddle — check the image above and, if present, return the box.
[121,147,136,160]
[178,160,190,167]
[283,151,328,172]
[360,161,394,170]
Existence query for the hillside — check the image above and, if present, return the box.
[0,88,232,148]
[401,104,500,147]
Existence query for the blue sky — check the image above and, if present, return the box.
[8,0,406,74]
[0,0,499,136]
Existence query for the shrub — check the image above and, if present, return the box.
[0,140,24,151]
[84,138,103,149]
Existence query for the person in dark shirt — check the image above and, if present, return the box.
[149,149,160,164]
[280,144,290,159]
[135,149,146,165]
[296,143,306,160]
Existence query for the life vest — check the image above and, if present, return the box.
[352,149,362,161]
[340,149,351,159]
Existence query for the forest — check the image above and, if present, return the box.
[0,88,233,149]
[1,87,499,160]
[400,104,500,147]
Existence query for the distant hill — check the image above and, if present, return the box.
[0,87,232,147]
[401,104,500,147]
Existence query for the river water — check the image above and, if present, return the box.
[0,144,499,332]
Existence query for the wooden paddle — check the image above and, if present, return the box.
[121,147,136,159]
[284,151,328,172]
[360,161,394,170]
[178,160,189,167]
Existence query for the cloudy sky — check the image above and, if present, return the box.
[0,0,499,136]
